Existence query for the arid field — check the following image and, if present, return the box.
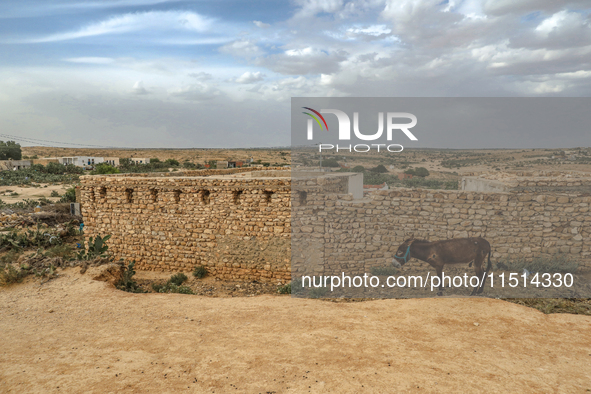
[1,267,590,393]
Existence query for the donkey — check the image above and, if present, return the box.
[392,235,492,295]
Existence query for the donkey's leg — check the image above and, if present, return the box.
[471,256,485,295]
[476,252,489,294]
[435,265,444,291]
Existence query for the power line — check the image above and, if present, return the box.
[0,133,122,149]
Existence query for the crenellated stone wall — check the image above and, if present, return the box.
[80,171,291,282]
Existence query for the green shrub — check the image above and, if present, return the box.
[91,163,120,175]
[59,187,77,203]
[277,283,291,294]
[50,190,60,197]
[0,224,62,251]
[116,261,145,293]
[0,141,22,160]
[152,272,192,294]
[371,266,399,276]
[192,265,207,279]
[0,165,80,186]
[169,273,188,286]
[45,162,65,174]
[76,234,111,260]
[165,159,179,166]
[0,250,22,265]
[321,158,340,168]
[0,264,28,286]
[404,167,430,177]
[414,167,430,177]
[44,244,74,259]
[369,164,388,173]
[152,282,193,294]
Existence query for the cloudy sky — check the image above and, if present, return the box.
[1,0,590,148]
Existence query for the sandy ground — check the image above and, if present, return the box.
[0,185,66,203]
[1,268,590,394]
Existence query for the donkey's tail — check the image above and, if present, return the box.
[486,247,492,272]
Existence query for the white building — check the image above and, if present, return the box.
[103,157,120,166]
[59,156,104,168]
[130,158,150,164]
[0,160,31,171]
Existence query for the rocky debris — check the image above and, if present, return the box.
[90,263,125,285]
[0,210,80,230]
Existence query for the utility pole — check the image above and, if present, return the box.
[315,142,322,171]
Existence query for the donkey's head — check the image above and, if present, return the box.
[393,235,415,267]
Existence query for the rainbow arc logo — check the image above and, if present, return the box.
[302,107,328,131]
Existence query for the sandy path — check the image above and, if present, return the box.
[1,268,590,393]
[0,185,66,204]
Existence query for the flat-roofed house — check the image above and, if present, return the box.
[0,160,31,171]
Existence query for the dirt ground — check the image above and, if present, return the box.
[0,184,66,203]
[1,268,590,393]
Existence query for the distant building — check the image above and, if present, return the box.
[398,173,413,180]
[130,158,150,165]
[59,156,104,168]
[0,160,31,171]
[217,160,229,169]
[103,157,120,167]
[227,161,244,168]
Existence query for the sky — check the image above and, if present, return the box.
[1,0,590,149]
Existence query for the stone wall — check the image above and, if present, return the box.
[462,171,591,193]
[80,170,590,282]
[292,183,591,275]
[80,173,291,282]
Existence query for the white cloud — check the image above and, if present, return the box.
[132,80,149,95]
[188,72,213,81]
[24,11,213,42]
[536,10,575,35]
[346,25,391,36]
[285,47,324,57]
[169,82,220,101]
[219,39,264,58]
[293,0,345,18]
[253,21,270,28]
[235,71,265,83]
[260,47,347,75]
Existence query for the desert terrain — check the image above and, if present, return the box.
[1,267,590,393]
[1,146,590,393]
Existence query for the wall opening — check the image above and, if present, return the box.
[90,188,96,202]
[263,190,274,203]
[149,188,158,203]
[233,190,244,204]
[201,190,210,205]
[298,191,307,206]
[99,187,106,199]
[173,190,181,204]
[125,188,133,203]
